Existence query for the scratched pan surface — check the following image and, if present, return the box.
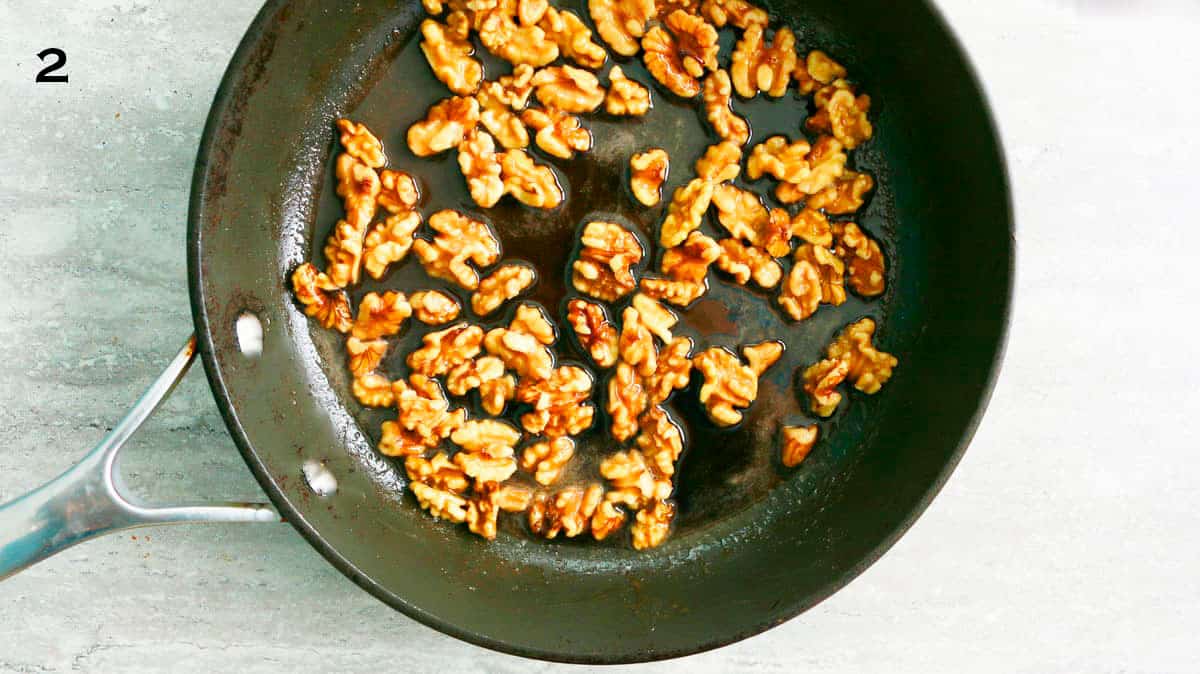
[188,0,1012,663]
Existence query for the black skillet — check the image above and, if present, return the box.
[0,0,1012,663]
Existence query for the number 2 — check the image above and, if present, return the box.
[36,48,68,83]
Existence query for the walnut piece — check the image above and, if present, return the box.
[801,357,849,417]
[337,119,386,168]
[477,6,560,67]
[795,49,847,94]
[778,244,845,321]
[642,26,701,98]
[661,231,721,283]
[572,220,644,302]
[292,263,352,333]
[322,219,367,289]
[789,208,833,247]
[529,484,604,539]
[659,178,714,248]
[495,64,536,110]
[472,263,535,315]
[638,277,707,307]
[450,418,521,452]
[377,169,420,215]
[351,291,413,340]
[694,347,759,426]
[408,96,480,157]
[701,0,768,30]
[498,149,564,209]
[631,499,675,550]
[466,481,533,540]
[644,336,693,404]
[521,436,575,485]
[618,306,658,378]
[407,323,485,376]
[410,290,462,325]
[406,452,470,494]
[589,0,655,56]
[703,70,750,146]
[455,447,519,485]
[476,82,531,150]
[590,501,627,540]
[694,141,742,183]
[335,153,380,230]
[825,318,897,394]
[517,365,596,436]
[771,136,848,201]
[395,374,468,446]
[806,170,874,215]
[742,339,783,375]
[420,16,483,95]
[730,23,797,98]
[457,128,506,209]
[631,293,678,343]
[832,222,885,297]
[807,82,873,149]
[781,425,818,467]
[540,6,607,69]
[636,405,685,476]
[599,449,672,507]
[352,372,395,408]
[664,10,719,78]
[484,306,555,381]
[347,337,388,377]
[629,148,669,207]
[607,361,649,442]
[746,135,813,184]
[567,299,619,368]
[531,65,606,114]
[711,184,793,257]
[411,481,470,523]
[605,65,651,116]
[413,210,501,290]
[521,107,593,159]
[380,421,426,457]
[716,237,783,288]
[447,355,518,414]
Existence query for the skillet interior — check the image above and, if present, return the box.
[188,0,1012,662]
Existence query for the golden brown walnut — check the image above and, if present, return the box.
[477,7,560,67]
[529,484,604,538]
[572,220,644,302]
[539,6,607,69]
[781,424,818,467]
[347,337,389,377]
[466,481,534,540]
[794,49,847,94]
[631,499,675,550]
[636,405,685,476]
[702,70,750,146]
[638,277,707,307]
[377,169,420,214]
[716,237,783,288]
[711,184,794,257]
[424,0,445,15]
[476,82,531,150]
[394,374,468,445]
[455,447,519,485]
[607,361,649,442]
[807,83,873,149]
[659,178,714,248]
[517,0,550,26]
[322,219,367,289]
[589,0,655,56]
[832,222,886,297]
[618,306,658,377]
[408,96,480,157]
[410,481,470,523]
[521,107,593,159]
[801,357,849,417]
[730,24,797,98]
[778,244,845,321]
[291,263,353,333]
[771,136,848,200]
[351,291,412,341]
[631,293,678,343]
[405,452,470,494]
[407,323,485,376]
[599,449,671,507]
[694,141,742,183]
[746,135,812,184]
[495,64,536,110]
[788,208,833,247]
[694,346,759,426]
[661,231,721,283]
[590,501,627,540]
[567,299,619,368]
[352,372,395,408]
[337,119,386,168]
[664,10,719,78]
[450,418,522,452]
[521,436,576,485]
[420,16,483,95]
[806,170,874,215]
[484,324,555,382]
[457,128,506,209]
[742,339,783,375]
[472,263,535,316]
[629,148,669,207]
[510,303,557,345]
[335,153,380,230]
[517,365,596,436]
[701,0,768,29]
[410,290,462,325]
[644,336,694,405]
[363,214,417,279]
[446,354,503,394]
[605,66,651,116]
[642,26,701,99]
[413,210,501,290]
[498,149,564,209]
[825,318,897,394]
[379,421,426,458]
[530,65,606,114]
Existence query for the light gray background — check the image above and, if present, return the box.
[1,0,1197,671]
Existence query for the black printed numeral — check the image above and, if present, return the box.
[36,48,68,83]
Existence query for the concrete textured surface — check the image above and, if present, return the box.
[0,0,1197,671]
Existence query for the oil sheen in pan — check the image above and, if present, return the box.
[306,8,896,543]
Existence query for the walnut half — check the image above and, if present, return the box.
[629,148,669,207]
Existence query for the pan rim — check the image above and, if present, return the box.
[186,0,1015,664]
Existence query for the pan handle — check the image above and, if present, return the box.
[0,336,280,581]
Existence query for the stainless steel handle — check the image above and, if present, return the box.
[0,336,280,581]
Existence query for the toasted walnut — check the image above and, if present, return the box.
[477,6,559,66]
[567,299,619,368]
[638,277,707,307]
[466,481,533,540]
[589,0,655,56]
[605,65,651,116]
[455,449,519,484]
[808,84,873,149]
[521,107,593,159]
[742,340,783,376]
[529,484,604,539]
[539,6,607,69]
[495,64,536,110]
[521,436,575,485]
[406,452,470,493]
[659,178,714,248]
[599,449,671,506]
[479,374,517,415]
[661,231,721,285]
[826,318,898,394]
[807,170,874,215]
[664,10,719,78]
[291,263,353,332]
[424,0,445,15]
[414,210,501,290]
[711,184,792,256]
[703,70,750,146]
[376,170,420,215]
[694,347,759,426]
[631,499,675,550]
[321,219,366,289]
[410,290,462,325]
[362,214,421,281]
[530,65,605,114]
[772,136,848,200]
[352,372,395,407]
[484,327,554,382]
[446,354,504,395]
[618,306,658,377]
[788,208,833,247]
[472,264,535,316]
[778,244,845,321]
[395,375,468,444]
[801,357,849,417]
[635,406,685,477]
[450,418,521,452]
[701,0,767,29]
[781,424,818,467]
[590,501,627,540]
[408,96,480,157]
[572,220,644,302]
[795,49,847,94]
[456,129,505,209]
[346,337,388,377]
[335,153,380,230]
[629,148,669,207]
[517,366,596,436]
[420,16,483,95]
[337,119,385,168]
[476,82,531,150]
[833,222,885,297]
[516,0,550,25]
[407,323,485,376]
[379,420,426,457]
[351,291,412,340]
[509,302,557,344]
[746,135,812,184]
[695,141,742,183]
[631,293,678,343]
[498,149,564,209]
[411,481,469,523]
[716,237,782,288]
[607,362,649,442]
[730,23,797,98]
[644,336,694,405]
[642,26,700,99]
